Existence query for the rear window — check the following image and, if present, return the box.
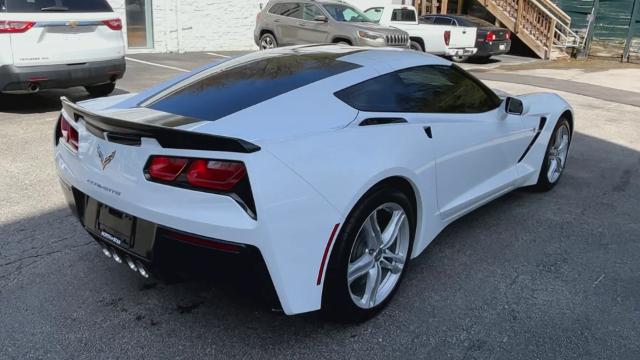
[147,52,362,122]
[391,8,416,22]
[2,0,113,13]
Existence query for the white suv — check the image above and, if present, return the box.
[0,0,125,96]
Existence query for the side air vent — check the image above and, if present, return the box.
[359,118,407,126]
[518,116,547,162]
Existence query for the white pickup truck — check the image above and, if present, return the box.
[363,5,477,62]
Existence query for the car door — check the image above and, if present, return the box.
[334,65,532,221]
[412,66,531,220]
[297,3,330,43]
[272,2,303,45]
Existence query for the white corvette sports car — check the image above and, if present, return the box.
[55,45,573,320]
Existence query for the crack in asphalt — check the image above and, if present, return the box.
[0,241,93,269]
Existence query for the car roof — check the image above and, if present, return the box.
[139,45,451,112]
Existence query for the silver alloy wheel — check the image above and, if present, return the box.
[347,202,410,309]
[547,123,570,183]
[260,35,276,50]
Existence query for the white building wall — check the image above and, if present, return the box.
[108,0,264,53]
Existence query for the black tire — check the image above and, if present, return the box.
[410,40,424,52]
[474,55,492,63]
[532,117,572,191]
[322,186,415,322]
[259,33,278,50]
[85,83,115,97]
[334,39,352,46]
[450,55,469,63]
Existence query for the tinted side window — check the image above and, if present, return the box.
[433,17,453,25]
[268,3,284,15]
[302,4,323,21]
[391,8,416,22]
[280,2,302,18]
[419,16,434,24]
[5,0,112,12]
[335,65,500,114]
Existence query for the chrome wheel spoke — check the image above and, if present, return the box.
[363,263,382,307]
[363,213,383,249]
[380,257,403,274]
[382,250,405,265]
[348,254,374,285]
[382,210,405,249]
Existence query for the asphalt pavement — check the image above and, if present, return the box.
[0,52,639,359]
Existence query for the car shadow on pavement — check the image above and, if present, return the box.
[0,88,129,115]
[1,131,638,358]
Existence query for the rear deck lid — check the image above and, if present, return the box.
[3,0,124,66]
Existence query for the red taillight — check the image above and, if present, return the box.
[0,20,35,33]
[186,159,247,191]
[148,156,189,181]
[444,30,450,46]
[485,31,496,42]
[145,156,247,192]
[505,31,511,40]
[59,115,78,151]
[102,18,122,31]
[164,229,243,253]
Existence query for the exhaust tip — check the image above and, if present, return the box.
[27,82,40,93]
[100,245,112,258]
[125,256,138,272]
[135,261,150,278]
[111,248,123,264]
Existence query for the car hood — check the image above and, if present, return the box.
[350,22,406,35]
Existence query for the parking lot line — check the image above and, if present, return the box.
[125,57,190,72]
[206,52,231,58]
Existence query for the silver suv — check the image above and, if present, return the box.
[254,0,409,49]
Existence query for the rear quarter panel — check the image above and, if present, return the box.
[264,123,444,259]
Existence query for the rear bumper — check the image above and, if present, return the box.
[474,40,511,57]
[0,58,125,92]
[60,181,281,307]
[445,47,478,56]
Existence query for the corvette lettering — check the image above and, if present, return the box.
[86,179,121,196]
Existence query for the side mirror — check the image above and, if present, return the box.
[314,15,328,22]
[505,97,524,115]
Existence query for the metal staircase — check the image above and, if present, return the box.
[477,0,583,59]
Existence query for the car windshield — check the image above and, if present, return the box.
[322,4,371,22]
[363,7,383,23]
[2,0,112,12]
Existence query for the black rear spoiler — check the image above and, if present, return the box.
[60,97,260,153]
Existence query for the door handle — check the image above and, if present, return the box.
[424,126,433,138]
[298,22,307,26]
[274,19,281,23]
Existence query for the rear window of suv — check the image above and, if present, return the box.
[2,0,113,12]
